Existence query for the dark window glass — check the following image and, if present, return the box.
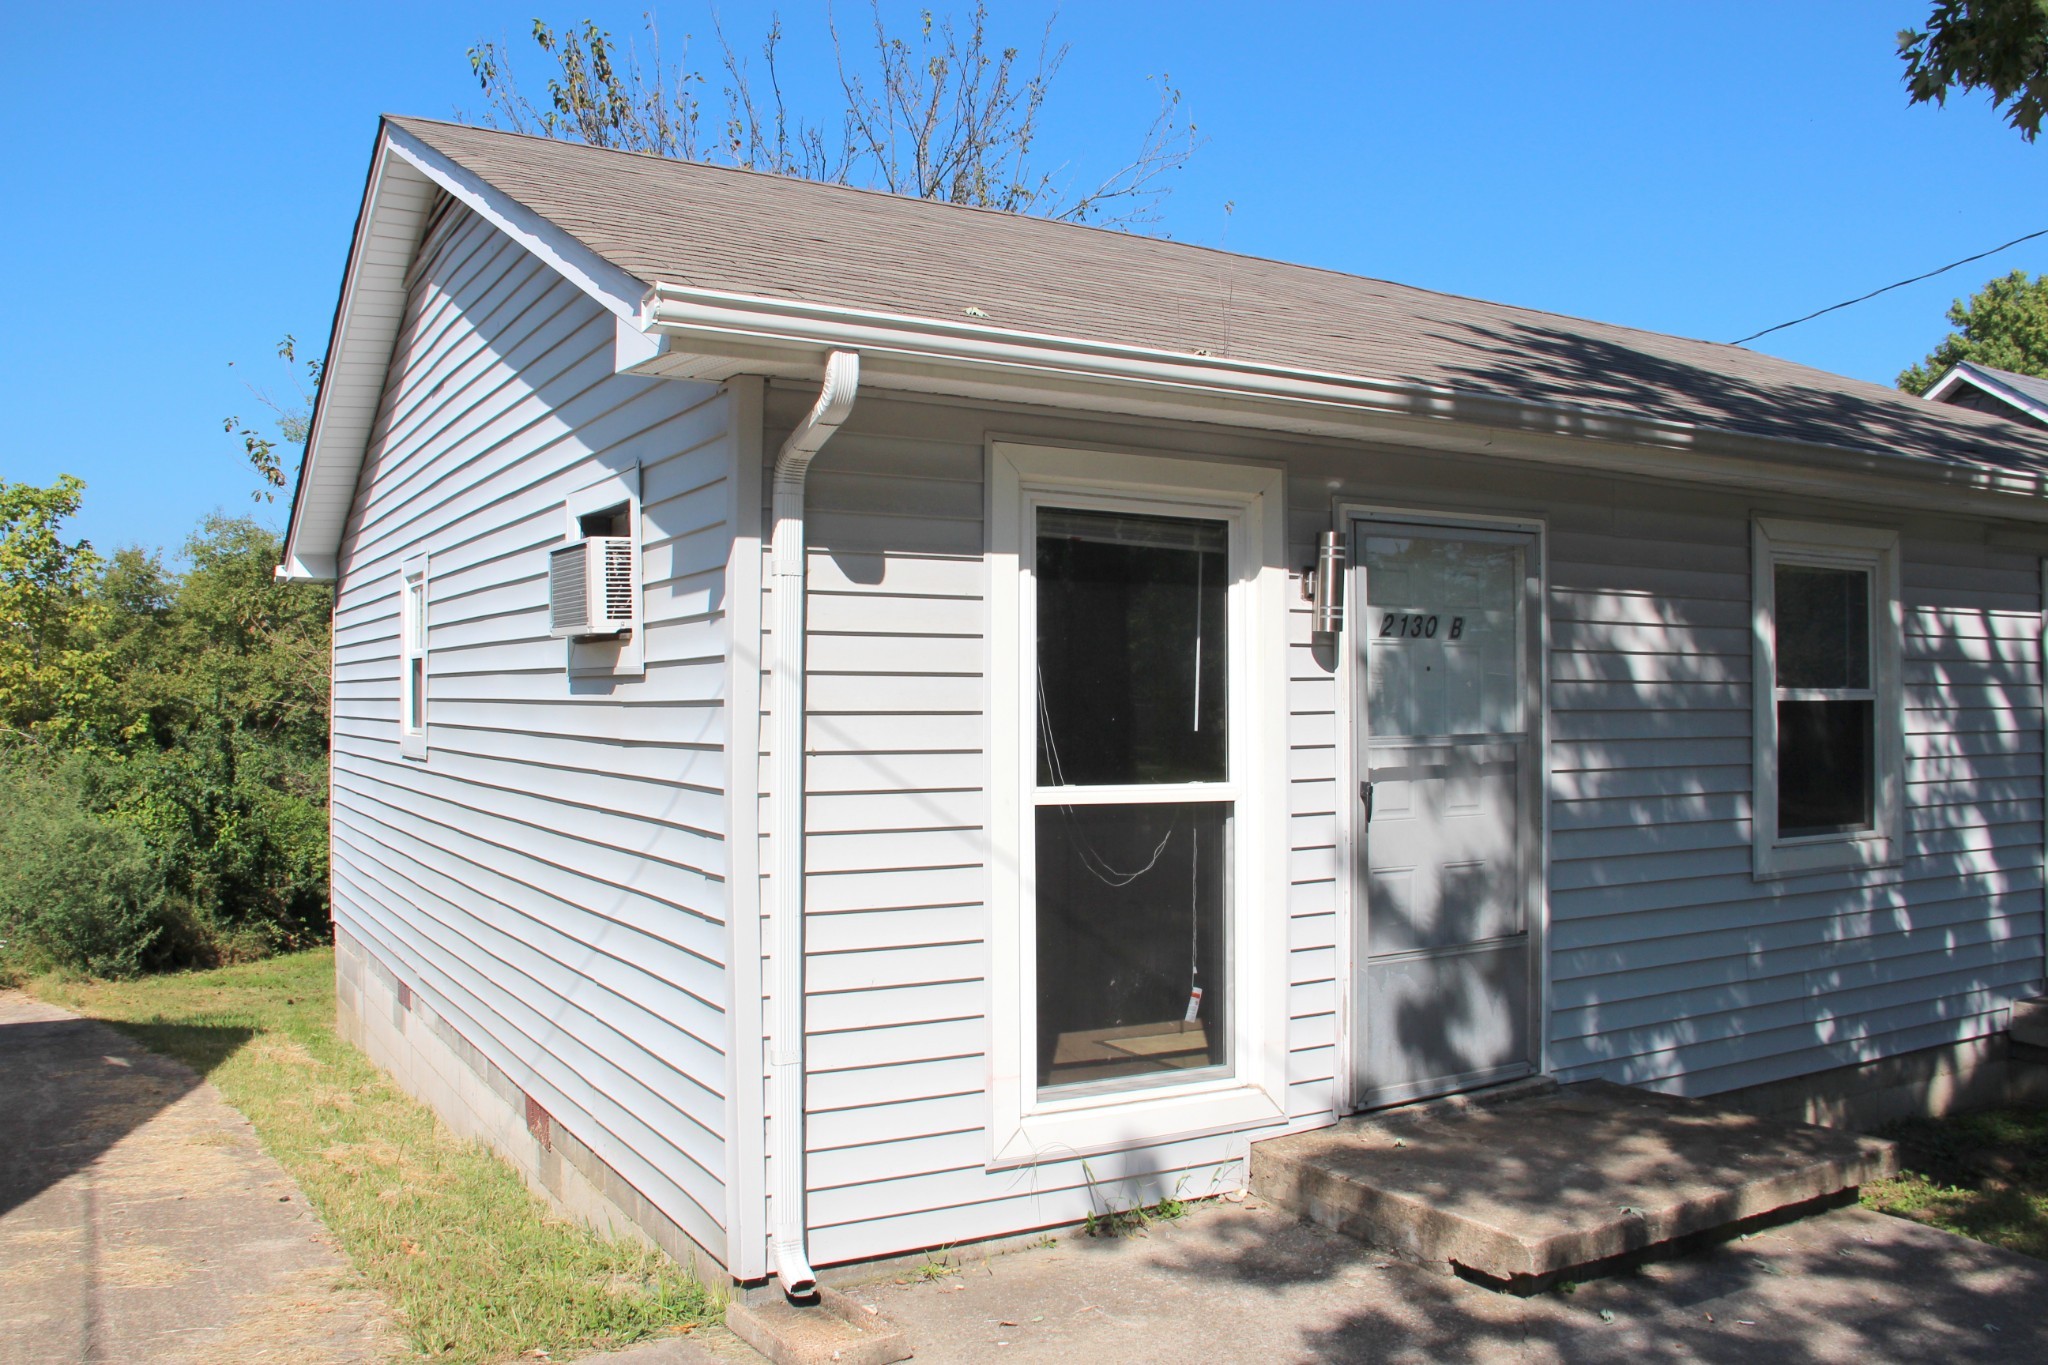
[1775,565,1869,690]
[409,657,425,731]
[1036,509,1228,786]
[1778,700,1873,836]
[1035,802,1230,1090]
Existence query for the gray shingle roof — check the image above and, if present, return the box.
[391,115,2048,479]
[1945,361,2048,421]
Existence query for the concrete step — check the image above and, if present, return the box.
[2009,997,2048,1050]
[1251,1080,1896,1292]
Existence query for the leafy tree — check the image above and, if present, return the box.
[1898,269,2048,393]
[0,487,334,974]
[469,3,1198,229]
[1900,1,2048,139]
[0,476,115,745]
[224,334,322,500]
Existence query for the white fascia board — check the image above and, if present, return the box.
[381,124,648,323]
[1926,363,2048,426]
[279,129,436,583]
[279,122,657,583]
[640,284,2048,524]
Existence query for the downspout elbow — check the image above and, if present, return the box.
[765,349,859,1302]
[773,350,862,502]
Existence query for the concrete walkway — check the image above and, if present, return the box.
[812,1197,2048,1363]
[0,990,399,1365]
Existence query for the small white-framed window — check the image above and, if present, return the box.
[562,466,644,679]
[1751,517,1902,878]
[988,441,1289,1168]
[399,555,429,760]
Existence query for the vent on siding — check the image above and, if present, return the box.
[602,537,634,623]
[549,537,635,638]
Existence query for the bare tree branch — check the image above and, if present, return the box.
[463,3,1199,233]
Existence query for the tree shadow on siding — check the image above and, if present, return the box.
[1520,571,2045,1094]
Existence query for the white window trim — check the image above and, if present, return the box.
[1751,517,1902,879]
[399,553,429,760]
[987,440,1289,1169]
[563,465,644,678]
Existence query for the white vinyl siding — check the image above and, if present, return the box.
[334,208,2046,1275]
[329,199,738,1263]
[775,392,2043,1268]
[1543,515,2043,1096]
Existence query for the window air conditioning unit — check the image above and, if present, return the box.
[550,536,636,638]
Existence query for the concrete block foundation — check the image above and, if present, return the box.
[333,929,726,1289]
[1715,1031,2048,1132]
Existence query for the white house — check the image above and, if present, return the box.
[282,116,2048,1295]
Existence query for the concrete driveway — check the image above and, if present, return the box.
[0,991,398,1365]
[821,1196,2048,1363]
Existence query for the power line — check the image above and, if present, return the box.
[1730,226,2048,346]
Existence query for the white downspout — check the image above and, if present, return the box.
[766,350,860,1298]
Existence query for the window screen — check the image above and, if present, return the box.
[1773,563,1874,838]
[1032,506,1231,1095]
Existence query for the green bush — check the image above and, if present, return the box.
[3,489,334,978]
[0,759,169,977]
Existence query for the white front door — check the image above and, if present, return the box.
[1351,519,1542,1108]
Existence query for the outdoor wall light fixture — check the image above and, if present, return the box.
[1306,529,1345,636]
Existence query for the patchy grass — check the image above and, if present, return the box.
[30,948,718,1362]
[1861,1106,2048,1261]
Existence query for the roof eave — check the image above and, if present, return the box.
[278,119,652,582]
[1925,361,2048,427]
[638,282,2048,523]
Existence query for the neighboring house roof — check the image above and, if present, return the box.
[1923,360,2048,428]
[282,115,2048,577]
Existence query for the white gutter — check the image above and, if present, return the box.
[764,349,861,1299]
[638,282,2048,517]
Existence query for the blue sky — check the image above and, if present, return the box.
[4,2,2042,555]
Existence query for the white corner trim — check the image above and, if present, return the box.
[719,379,769,1282]
[986,440,1290,1168]
[1750,516,1904,880]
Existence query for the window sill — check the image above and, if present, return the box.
[399,730,428,762]
[1753,831,1898,880]
[988,1078,1286,1171]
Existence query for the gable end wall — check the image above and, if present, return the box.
[328,199,739,1266]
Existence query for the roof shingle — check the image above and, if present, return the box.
[392,115,2048,479]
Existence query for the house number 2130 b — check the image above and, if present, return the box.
[1379,613,1465,639]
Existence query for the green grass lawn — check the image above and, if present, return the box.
[30,948,718,1363]
[1860,1106,2048,1261]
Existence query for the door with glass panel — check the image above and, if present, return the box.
[1352,519,1541,1108]
[1030,504,1234,1097]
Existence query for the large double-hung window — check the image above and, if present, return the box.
[1751,518,1902,877]
[991,444,1287,1165]
[1034,506,1234,1091]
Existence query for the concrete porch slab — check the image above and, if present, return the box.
[1250,1080,1897,1290]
